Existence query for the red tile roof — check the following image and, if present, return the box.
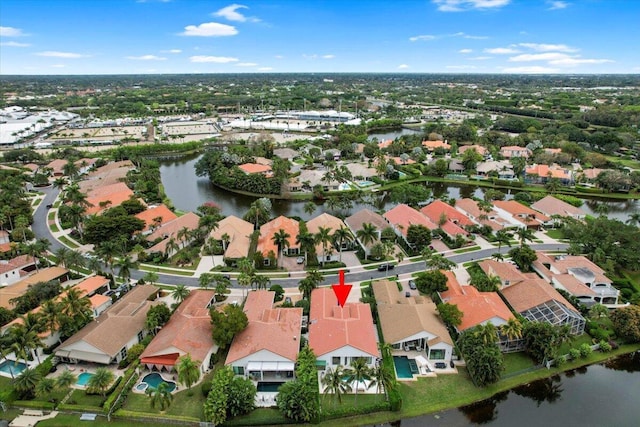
[135,205,178,232]
[525,164,571,180]
[308,288,379,358]
[384,204,436,237]
[225,291,303,364]
[422,140,451,151]
[74,275,110,296]
[238,163,272,175]
[494,200,550,226]
[210,215,253,259]
[501,278,579,314]
[530,196,586,218]
[258,216,300,257]
[420,200,475,227]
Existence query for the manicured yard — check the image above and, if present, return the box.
[67,389,105,407]
[38,414,131,427]
[454,246,480,254]
[503,352,537,375]
[58,235,80,248]
[123,389,205,420]
[545,229,566,240]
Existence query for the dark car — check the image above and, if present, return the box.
[46,204,53,209]
[408,280,417,290]
[405,291,411,297]
[377,263,395,272]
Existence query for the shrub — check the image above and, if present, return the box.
[389,387,403,412]
[569,348,581,360]
[201,380,212,397]
[599,340,612,352]
[555,355,567,367]
[579,343,593,358]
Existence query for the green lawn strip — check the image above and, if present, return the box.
[122,388,205,420]
[545,229,565,239]
[58,235,80,248]
[0,408,23,423]
[224,408,289,426]
[66,389,105,407]
[50,224,60,233]
[37,414,131,427]
[47,212,55,221]
[453,246,480,254]
[138,265,193,276]
[557,334,594,355]
[503,352,537,375]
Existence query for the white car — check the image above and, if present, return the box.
[296,256,305,264]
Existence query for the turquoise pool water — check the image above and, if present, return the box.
[257,382,283,392]
[0,360,27,376]
[357,180,376,187]
[393,356,415,379]
[140,372,176,392]
[76,372,94,386]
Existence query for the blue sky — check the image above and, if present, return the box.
[1,0,638,75]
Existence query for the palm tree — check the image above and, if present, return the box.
[88,367,115,396]
[177,354,201,391]
[199,272,215,289]
[345,357,372,405]
[304,201,317,216]
[499,318,523,341]
[356,223,378,248]
[322,366,352,407]
[59,287,91,334]
[272,228,291,269]
[55,370,77,390]
[21,239,50,272]
[491,252,504,262]
[115,255,138,286]
[626,213,640,227]
[333,226,353,263]
[165,237,179,258]
[296,231,316,265]
[39,299,62,340]
[177,226,191,249]
[474,323,498,346]
[53,176,67,191]
[315,226,333,266]
[147,381,173,411]
[7,322,43,365]
[172,284,190,304]
[13,368,41,397]
[494,230,512,251]
[237,272,252,300]
[514,227,535,247]
[369,363,396,401]
[35,377,56,397]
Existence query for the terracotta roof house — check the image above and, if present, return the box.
[525,164,573,185]
[422,140,451,151]
[308,287,379,370]
[501,278,585,335]
[344,163,377,180]
[78,160,134,193]
[384,204,437,245]
[0,267,69,309]
[386,155,416,165]
[420,200,472,237]
[531,196,586,222]
[238,163,273,177]
[458,145,487,156]
[500,146,530,159]
[494,200,551,229]
[0,230,11,254]
[454,198,509,231]
[344,209,388,258]
[75,158,98,175]
[533,252,619,306]
[478,259,528,288]
[0,255,36,287]
[141,290,217,374]
[258,216,300,265]
[378,139,393,149]
[84,182,137,215]
[135,205,178,234]
[306,213,352,264]
[146,212,201,256]
[56,285,160,365]
[578,168,604,182]
[74,275,110,296]
[209,215,253,262]
[372,280,454,370]
[46,159,67,176]
[225,291,302,383]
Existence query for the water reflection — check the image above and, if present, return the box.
[511,375,563,407]
[459,391,509,424]
[603,351,640,372]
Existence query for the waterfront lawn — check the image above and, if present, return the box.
[38,414,133,427]
[225,408,288,426]
[67,389,105,407]
[558,334,593,355]
[123,387,205,420]
[503,352,536,375]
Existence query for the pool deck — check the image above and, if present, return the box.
[392,350,459,380]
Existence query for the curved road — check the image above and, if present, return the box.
[33,186,569,288]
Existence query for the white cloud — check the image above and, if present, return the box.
[459,49,473,54]
[519,43,577,52]
[433,0,511,12]
[453,32,489,40]
[161,49,182,54]
[409,35,437,42]
[0,26,26,37]
[0,41,30,47]
[257,67,273,71]
[470,56,492,60]
[236,62,258,67]
[508,52,571,62]
[322,54,335,59]
[446,65,478,69]
[549,57,613,66]
[547,1,569,10]
[189,55,238,63]
[214,4,260,22]
[398,64,410,69]
[502,66,559,73]
[35,51,88,58]
[126,55,167,61]
[484,47,520,54]
[180,22,238,37]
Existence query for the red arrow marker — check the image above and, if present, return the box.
[331,269,352,308]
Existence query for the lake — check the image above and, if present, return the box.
[383,352,640,427]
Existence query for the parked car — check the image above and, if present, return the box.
[405,291,411,297]
[377,263,395,272]
[284,296,292,304]
[408,280,417,290]
[46,204,53,209]
[296,256,305,264]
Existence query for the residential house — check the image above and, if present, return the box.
[531,196,586,222]
[84,182,137,215]
[344,163,377,180]
[306,213,351,264]
[420,200,470,239]
[258,216,300,265]
[134,204,178,235]
[225,291,302,384]
[372,280,454,369]
[141,290,218,374]
[46,159,67,176]
[454,198,509,231]
[476,160,515,180]
[0,230,11,254]
[273,148,299,160]
[533,252,619,306]
[500,146,531,159]
[209,215,253,264]
[56,285,159,365]
[344,209,388,258]
[525,164,573,185]
[422,140,451,152]
[458,145,487,156]
[296,170,340,192]
[73,275,112,318]
[501,278,586,335]
[478,259,529,288]
[0,255,36,287]
[439,271,521,352]
[384,204,437,246]
[238,163,273,178]
[78,160,134,193]
[146,212,201,257]
[74,158,98,175]
[577,168,604,184]
[0,266,69,309]
[308,288,379,371]
[494,200,550,230]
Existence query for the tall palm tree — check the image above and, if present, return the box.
[303,201,317,217]
[356,223,378,248]
[272,228,291,269]
[315,226,333,266]
[147,381,173,411]
[333,226,353,263]
[237,272,252,300]
[55,370,77,390]
[177,354,201,391]
[514,227,535,247]
[172,284,190,304]
[13,368,41,397]
[177,226,191,249]
[322,366,352,407]
[499,318,523,341]
[36,377,56,397]
[345,357,372,405]
[296,231,316,265]
[65,249,86,272]
[494,230,512,251]
[7,323,42,366]
[369,363,396,401]
[626,213,640,227]
[165,237,180,258]
[474,323,498,346]
[87,367,115,396]
[59,287,91,335]
[491,252,504,262]
[39,299,62,341]
[115,255,138,286]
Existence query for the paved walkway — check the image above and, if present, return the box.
[9,410,58,427]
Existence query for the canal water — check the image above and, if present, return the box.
[159,154,637,222]
[382,352,640,427]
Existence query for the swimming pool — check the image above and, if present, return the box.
[356,180,376,187]
[139,372,176,392]
[393,356,417,379]
[76,372,94,386]
[257,382,283,392]
[0,360,27,377]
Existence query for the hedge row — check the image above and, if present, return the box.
[321,400,391,420]
[102,360,139,413]
[12,400,56,410]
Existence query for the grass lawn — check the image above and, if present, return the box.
[50,223,59,233]
[123,388,205,420]
[557,334,594,356]
[138,265,193,276]
[545,229,565,239]
[47,212,55,221]
[454,246,480,254]
[58,235,79,248]
[68,389,105,407]
[0,408,23,424]
[503,352,536,375]
[38,414,132,427]
[225,408,289,426]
